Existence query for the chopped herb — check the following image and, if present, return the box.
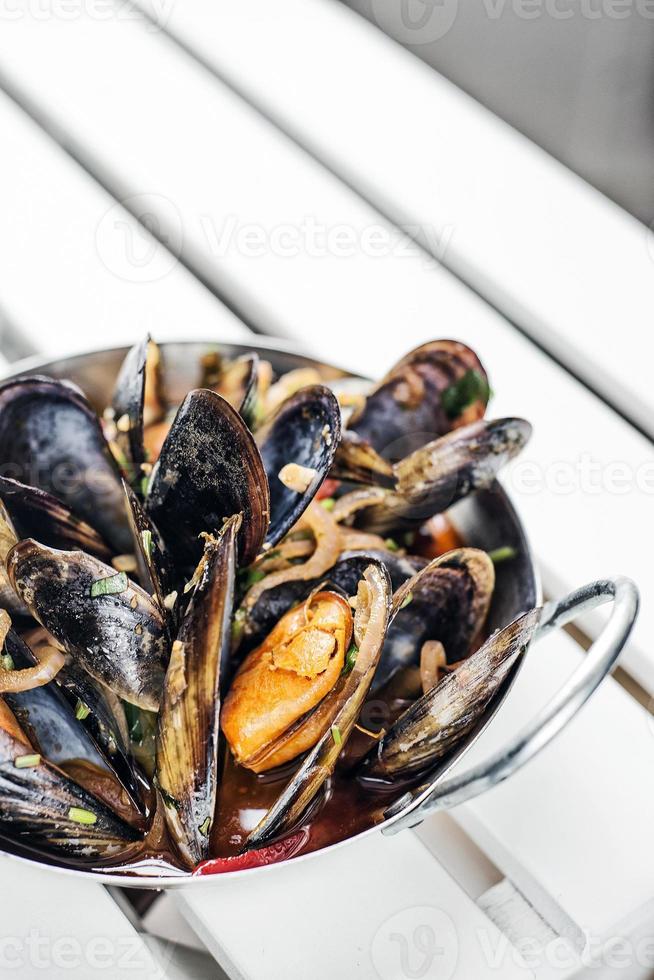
[399,591,413,610]
[488,546,517,565]
[403,531,416,548]
[199,816,211,837]
[68,807,97,825]
[331,724,343,747]
[140,476,149,497]
[342,645,358,675]
[384,538,400,552]
[90,572,128,598]
[320,497,335,511]
[14,754,41,769]
[239,567,266,590]
[75,700,91,721]
[442,369,491,419]
[140,529,153,559]
[0,653,14,672]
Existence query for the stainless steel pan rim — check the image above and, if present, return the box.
[0,338,637,888]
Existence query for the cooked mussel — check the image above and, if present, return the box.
[0,377,131,553]
[0,699,141,863]
[257,385,341,547]
[350,418,531,534]
[110,335,166,481]
[362,608,540,781]
[146,389,270,572]
[348,340,489,459]
[7,540,167,710]
[241,564,391,849]
[156,517,239,867]
[377,548,495,689]
[0,476,112,562]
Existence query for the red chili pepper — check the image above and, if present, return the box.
[193,829,309,876]
[315,478,340,501]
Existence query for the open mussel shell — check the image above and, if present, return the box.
[0,705,141,863]
[244,561,391,850]
[156,516,239,868]
[0,376,132,553]
[0,477,112,562]
[111,335,168,482]
[7,540,168,711]
[362,608,541,782]
[257,385,341,548]
[377,548,495,689]
[348,340,489,458]
[355,418,532,535]
[146,389,270,572]
[123,482,174,624]
[238,550,422,651]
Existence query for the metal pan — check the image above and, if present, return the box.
[0,339,638,888]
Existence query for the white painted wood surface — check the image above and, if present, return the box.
[141,0,654,438]
[177,831,535,980]
[0,858,177,979]
[0,89,247,359]
[0,6,651,698]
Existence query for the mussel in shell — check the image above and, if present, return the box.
[0,335,541,876]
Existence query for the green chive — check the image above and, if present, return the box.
[488,546,517,565]
[342,645,358,675]
[403,532,416,548]
[240,568,266,589]
[442,369,491,419]
[140,476,149,497]
[1,653,14,672]
[68,807,97,825]
[14,754,41,769]
[90,572,128,598]
[384,538,400,552]
[199,817,211,837]
[400,591,413,610]
[320,497,335,511]
[75,700,91,721]
[331,724,343,747]
[140,529,153,559]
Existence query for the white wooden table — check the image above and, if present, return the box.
[0,3,653,978]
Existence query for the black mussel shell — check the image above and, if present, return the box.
[124,482,174,624]
[7,540,168,711]
[111,336,165,479]
[245,561,391,850]
[356,418,532,534]
[376,548,495,689]
[0,477,112,562]
[363,609,540,782]
[0,376,131,553]
[157,516,239,867]
[349,340,489,458]
[257,385,341,548]
[146,390,269,571]
[0,712,141,863]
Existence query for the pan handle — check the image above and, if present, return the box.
[382,576,639,835]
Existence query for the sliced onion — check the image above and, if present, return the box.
[340,529,392,553]
[420,640,447,695]
[0,641,65,693]
[242,502,342,610]
[332,487,389,525]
